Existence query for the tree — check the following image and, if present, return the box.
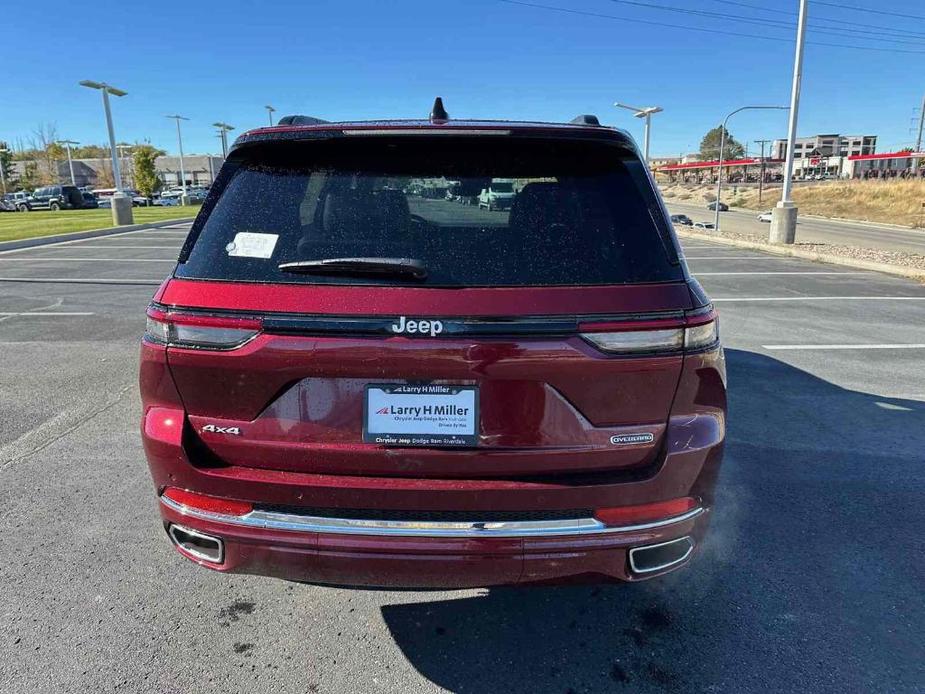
[700,126,745,162]
[0,142,16,192]
[133,145,162,198]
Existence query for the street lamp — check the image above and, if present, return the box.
[0,147,9,194]
[79,79,133,224]
[713,105,789,231]
[265,105,276,127]
[212,122,235,158]
[771,0,808,245]
[166,115,190,202]
[614,102,663,164]
[57,140,79,186]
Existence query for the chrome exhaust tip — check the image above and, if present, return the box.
[629,536,694,574]
[168,523,224,564]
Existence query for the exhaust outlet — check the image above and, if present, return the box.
[629,536,694,574]
[168,524,224,564]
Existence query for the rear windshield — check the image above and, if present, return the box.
[177,137,682,287]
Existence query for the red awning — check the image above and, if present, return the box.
[847,151,925,161]
[656,158,784,172]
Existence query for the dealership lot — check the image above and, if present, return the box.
[1,223,923,693]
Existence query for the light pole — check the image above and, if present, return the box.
[57,140,79,186]
[754,139,774,205]
[265,105,276,127]
[0,147,8,194]
[79,79,133,224]
[614,103,663,164]
[713,105,789,231]
[914,94,925,176]
[213,122,234,158]
[166,115,190,203]
[770,0,808,244]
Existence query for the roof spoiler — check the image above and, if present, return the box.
[570,114,601,126]
[275,115,330,126]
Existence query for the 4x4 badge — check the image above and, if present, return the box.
[610,433,655,445]
[202,424,241,436]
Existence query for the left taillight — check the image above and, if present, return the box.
[145,305,261,350]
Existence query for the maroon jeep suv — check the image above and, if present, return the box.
[140,103,726,588]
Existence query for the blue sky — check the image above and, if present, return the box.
[2,0,924,157]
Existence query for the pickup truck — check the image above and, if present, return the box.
[477,179,516,211]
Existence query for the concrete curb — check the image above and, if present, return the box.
[0,217,196,253]
[676,229,925,281]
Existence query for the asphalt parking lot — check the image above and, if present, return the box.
[1,222,923,693]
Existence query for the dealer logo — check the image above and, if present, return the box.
[390,316,444,337]
[610,433,655,445]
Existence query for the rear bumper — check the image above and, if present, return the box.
[159,496,709,587]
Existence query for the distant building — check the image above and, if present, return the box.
[7,154,224,190]
[772,134,876,161]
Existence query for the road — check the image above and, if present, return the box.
[1,223,923,693]
[666,200,925,255]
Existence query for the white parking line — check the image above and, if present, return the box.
[0,277,163,285]
[683,256,789,260]
[0,311,94,316]
[41,245,182,249]
[764,344,925,350]
[713,296,925,302]
[0,258,174,262]
[696,271,871,276]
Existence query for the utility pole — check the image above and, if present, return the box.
[770,0,808,244]
[79,80,133,225]
[914,94,925,175]
[754,139,772,205]
[57,140,79,186]
[265,105,276,127]
[614,103,663,165]
[213,122,234,158]
[166,115,190,203]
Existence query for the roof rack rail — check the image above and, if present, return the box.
[275,115,330,126]
[570,114,601,126]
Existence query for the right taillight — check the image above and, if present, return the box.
[145,306,261,350]
[580,315,718,355]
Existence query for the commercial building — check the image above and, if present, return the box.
[7,154,224,190]
[772,134,876,160]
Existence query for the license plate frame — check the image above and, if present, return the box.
[363,383,479,447]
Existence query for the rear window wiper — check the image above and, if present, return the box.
[278,257,428,280]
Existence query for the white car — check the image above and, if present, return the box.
[693,222,715,230]
[757,211,773,223]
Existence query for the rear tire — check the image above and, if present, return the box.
[49,201,60,211]
[17,204,29,212]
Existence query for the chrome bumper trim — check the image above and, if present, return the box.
[160,496,704,538]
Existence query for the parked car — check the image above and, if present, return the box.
[154,191,182,206]
[477,178,516,211]
[670,214,692,226]
[81,192,99,209]
[693,221,716,230]
[0,197,15,212]
[141,105,726,588]
[16,185,83,211]
[706,201,728,212]
[757,211,773,223]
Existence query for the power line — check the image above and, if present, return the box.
[601,0,925,46]
[498,0,925,54]
[812,0,925,22]
[705,0,925,39]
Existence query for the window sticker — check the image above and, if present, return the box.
[225,232,278,259]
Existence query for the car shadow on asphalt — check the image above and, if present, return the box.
[379,348,925,693]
